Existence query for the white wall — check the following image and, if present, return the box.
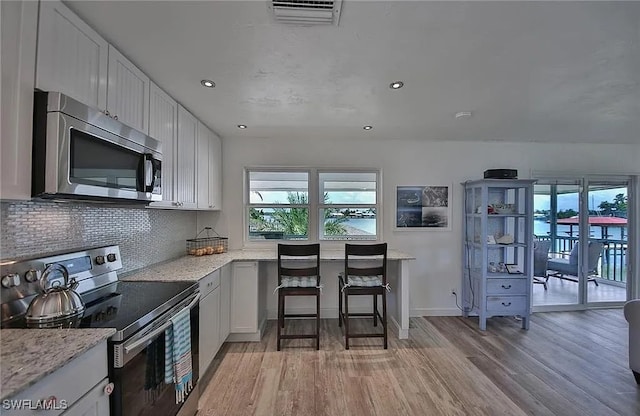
[221,137,640,316]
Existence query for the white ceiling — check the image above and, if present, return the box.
[66,1,640,144]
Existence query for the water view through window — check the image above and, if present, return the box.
[247,170,379,241]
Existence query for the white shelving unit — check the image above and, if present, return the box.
[462,179,536,330]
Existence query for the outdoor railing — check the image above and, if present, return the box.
[537,235,627,283]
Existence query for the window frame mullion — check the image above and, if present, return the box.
[308,168,319,241]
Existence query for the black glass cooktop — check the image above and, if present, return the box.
[80,280,198,340]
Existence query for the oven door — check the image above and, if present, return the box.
[39,110,162,202]
[109,293,200,416]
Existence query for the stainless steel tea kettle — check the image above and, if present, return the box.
[25,263,85,328]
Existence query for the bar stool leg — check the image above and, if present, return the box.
[373,294,378,327]
[277,291,283,351]
[382,290,388,349]
[338,278,343,327]
[344,289,350,350]
[316,291,320,350]
[281,295,286,328]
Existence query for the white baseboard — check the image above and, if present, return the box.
[226,332,261,342]
[226,315,269,343]
[390,315,408,339]
[411,308,462,317]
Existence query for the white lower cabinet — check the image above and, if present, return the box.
[228,262,266,342]
[4,342,109,416]
[199,270,221,375]
[219,264,231,342]
[62,378,110,416]
[230,262,259,336]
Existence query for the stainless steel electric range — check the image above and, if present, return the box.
[0,246,200,416]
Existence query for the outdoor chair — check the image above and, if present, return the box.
[533,240,552,290]
[275,243,321,350]
[338,243,389,349]
[547,241,604,286]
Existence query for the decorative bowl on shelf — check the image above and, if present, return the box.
[492,203,516,214]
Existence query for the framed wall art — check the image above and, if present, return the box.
[395,185,452,230]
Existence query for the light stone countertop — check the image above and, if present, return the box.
[0,328,116,400]
[0,249,413,400]
[121,248,415,282]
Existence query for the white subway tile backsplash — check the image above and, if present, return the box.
[1,201,196,273]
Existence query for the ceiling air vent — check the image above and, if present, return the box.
[268,0,342,26]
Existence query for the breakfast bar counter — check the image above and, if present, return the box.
[122,249,415,339]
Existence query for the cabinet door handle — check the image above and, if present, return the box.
[501,284,512,289]
[501,302,512,307]
[113,115,118,120]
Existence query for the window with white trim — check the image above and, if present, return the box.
[246,169,379,242]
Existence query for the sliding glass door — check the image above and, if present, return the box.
[532,176,631,311]
[585,181,628,304]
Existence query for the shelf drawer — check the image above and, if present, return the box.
[199,269,220,297]
[486,278,528,295]
[486,296,527,313]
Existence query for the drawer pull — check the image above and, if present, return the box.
[501,284,512,289]
[501,302,512,307]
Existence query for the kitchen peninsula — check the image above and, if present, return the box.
[122,248,415,340]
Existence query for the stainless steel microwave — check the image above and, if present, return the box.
[32,91,162,203]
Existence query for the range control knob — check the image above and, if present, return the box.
[1,274,21,288]
[106,253,117,263]
[24,269,40,283]
[95,255,106,265]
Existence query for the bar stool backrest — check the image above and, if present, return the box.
[277,243,321,286]
[344,243,388,285]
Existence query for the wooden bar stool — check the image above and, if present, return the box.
[338,243,388,349]
[276,243,321,350]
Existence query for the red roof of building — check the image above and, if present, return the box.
[556,216,627,226]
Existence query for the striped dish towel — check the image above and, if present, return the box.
[164,307,193,404]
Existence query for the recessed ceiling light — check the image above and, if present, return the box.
[363,125,373,130]
[455,111,472,119]
[389,81,404,89]
[237,124,247,129]
[200,79,215,88]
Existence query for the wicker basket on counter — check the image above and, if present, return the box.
[186,227,228,256]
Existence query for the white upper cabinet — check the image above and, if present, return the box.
[148,82,178,207]
[196,122,222,210]
[1,0,38,201]
[36,0,108,110]
[176,105,198,209]
[196,121,211,210]
[209,131,222,210]
[107,45,150,133]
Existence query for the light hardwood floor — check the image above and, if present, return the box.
[199,311,639,416]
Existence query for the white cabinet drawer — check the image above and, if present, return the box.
[5,342,107,416]
[486,296,527,313]
[486,279,528,295]
[61,377,110,416]
[199,269,221,297]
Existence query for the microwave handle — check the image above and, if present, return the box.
[138,154,156,193]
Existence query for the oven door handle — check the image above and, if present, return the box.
[123,292,200,354]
